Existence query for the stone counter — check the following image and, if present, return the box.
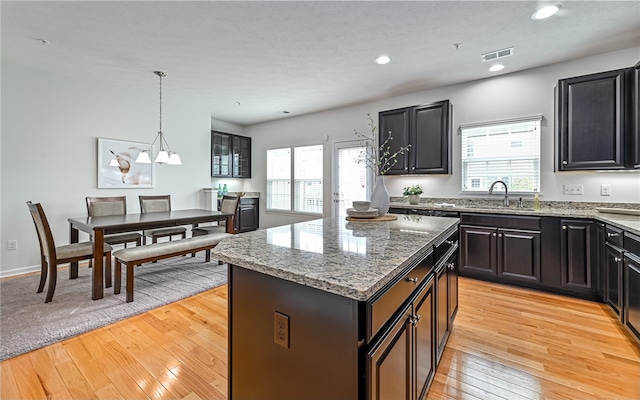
[210,214,458,300]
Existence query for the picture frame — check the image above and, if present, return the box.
[97,138,155,188]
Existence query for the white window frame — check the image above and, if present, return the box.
[267,144,323,215]
[460,115,542,195]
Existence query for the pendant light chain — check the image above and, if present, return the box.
[158,71,163,134]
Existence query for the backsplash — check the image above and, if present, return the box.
[389,197,639,211]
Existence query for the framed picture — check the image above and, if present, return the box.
[97,138,154,188]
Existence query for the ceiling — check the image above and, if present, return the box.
[2,1,639,126]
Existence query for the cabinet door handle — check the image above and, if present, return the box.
[607,232,619,237]
[562,160,568,165]
[562,226,567,230]
[447,262,455,270]
[412,166,415,170]
[498,233,503,237]
[614,257,621,263]
[406,277,419,283]
[492,233,497,237]
[445,240,455,245]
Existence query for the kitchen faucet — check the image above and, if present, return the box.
[489,180,509,206]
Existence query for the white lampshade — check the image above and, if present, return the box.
[135,151,152,164]
[155,150,170,164]
[168,152,182,165]
[109,159,120,167]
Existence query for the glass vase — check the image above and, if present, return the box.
[370,175,390,216]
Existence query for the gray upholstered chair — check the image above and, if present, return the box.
[191,195,239,261]
[138,195,187,245]
[27,201,113,303]
[86,196,142,248]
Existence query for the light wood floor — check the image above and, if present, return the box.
[1,277,638,400]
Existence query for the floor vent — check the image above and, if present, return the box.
[481,47,514,62]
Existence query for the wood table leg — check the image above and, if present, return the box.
[69,226,79,279]
[92,229,105,300]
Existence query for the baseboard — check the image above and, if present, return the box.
[0,264,40,279]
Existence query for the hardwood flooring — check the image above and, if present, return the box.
[1,277,638,399]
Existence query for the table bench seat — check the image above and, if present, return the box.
[113,233,231,302]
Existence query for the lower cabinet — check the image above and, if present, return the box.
[236,198,259,232]
[368,227,459,400]
[604,243,624,320]
[368,277,435,400]
[460,214,541,284]
[625,253,640,342]
[560,219,595,292]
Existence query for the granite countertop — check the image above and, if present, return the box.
[211,215,458,301]
[389,199,640,236]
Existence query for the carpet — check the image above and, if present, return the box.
[0,254,227,361]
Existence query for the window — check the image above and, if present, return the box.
[267,144,323,214]
[461,116,541,193]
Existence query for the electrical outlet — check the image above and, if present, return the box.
[563,184,583,195]
[600,184,611,196]
[7,240,17,251]
[274,312,289,348]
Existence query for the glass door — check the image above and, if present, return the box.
[333,141,371,217]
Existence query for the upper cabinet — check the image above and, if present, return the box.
[379,100,452,175]
[211,131,252,178]
[556,65,639,171]
[633,62,640,168]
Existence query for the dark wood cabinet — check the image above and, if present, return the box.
[447,252,458,327]
[604,243,624,320]
[633,62,640,168]
[211,131,232,177]
[596,222,607,298]
[560,219,595,292]
[556,66,638,170]
[460,225,497,276]
[232,135,251,178]
[379,108,410,175]
[237,198,259,232]
[379,100,451,175]
[624,253,640,343]
[368,302,412,400]
[211,131,251,178]
[460,217,540,284]
[413,280,435,400]
[623,232,640,343]
[435,263,448,363]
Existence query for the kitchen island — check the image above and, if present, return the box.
[211,214,459,400]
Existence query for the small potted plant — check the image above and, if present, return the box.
[403,184,423,205]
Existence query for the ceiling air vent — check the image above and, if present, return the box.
[481,47,514,62]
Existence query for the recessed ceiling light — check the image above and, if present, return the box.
[489,64,505,72]
[532,4,561,20]
[277,110,290,114]
[375,55,391,65]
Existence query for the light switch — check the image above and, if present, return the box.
[601,184,611,196]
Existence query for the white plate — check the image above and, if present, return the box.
[347,208,378,218]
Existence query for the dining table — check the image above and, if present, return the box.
[68,209,234,300]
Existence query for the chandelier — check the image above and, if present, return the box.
[136,71,182,165]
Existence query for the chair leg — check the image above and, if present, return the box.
[45,261,57,303]
[37,256,47,293]
[104,252,112,288]
[205,249,211,263]
[126,262,134,303]
[181,232,187,256]
[114,259,121,294]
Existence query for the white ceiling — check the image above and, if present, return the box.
[2,1,639,126]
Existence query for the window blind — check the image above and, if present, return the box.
[267,148,291,210]
[461,117,541,193]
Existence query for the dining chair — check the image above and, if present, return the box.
[138,195,187,245]
[191,195,240,261]
[86,196,143,248]
[27,201,113,303]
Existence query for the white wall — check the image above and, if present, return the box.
[245,47,640,229]
[0,63,217,275]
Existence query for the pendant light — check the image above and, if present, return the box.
[136,71,182,165]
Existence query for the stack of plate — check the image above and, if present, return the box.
[346,208,379,218]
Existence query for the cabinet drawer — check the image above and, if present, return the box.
[624,232,640,255]
[240,197,258,206]
[434,229,458,265]
[368,251,433,341]
[606,225,624,247]
[460,213,541,230]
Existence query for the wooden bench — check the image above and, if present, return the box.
[113,233,231,302]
